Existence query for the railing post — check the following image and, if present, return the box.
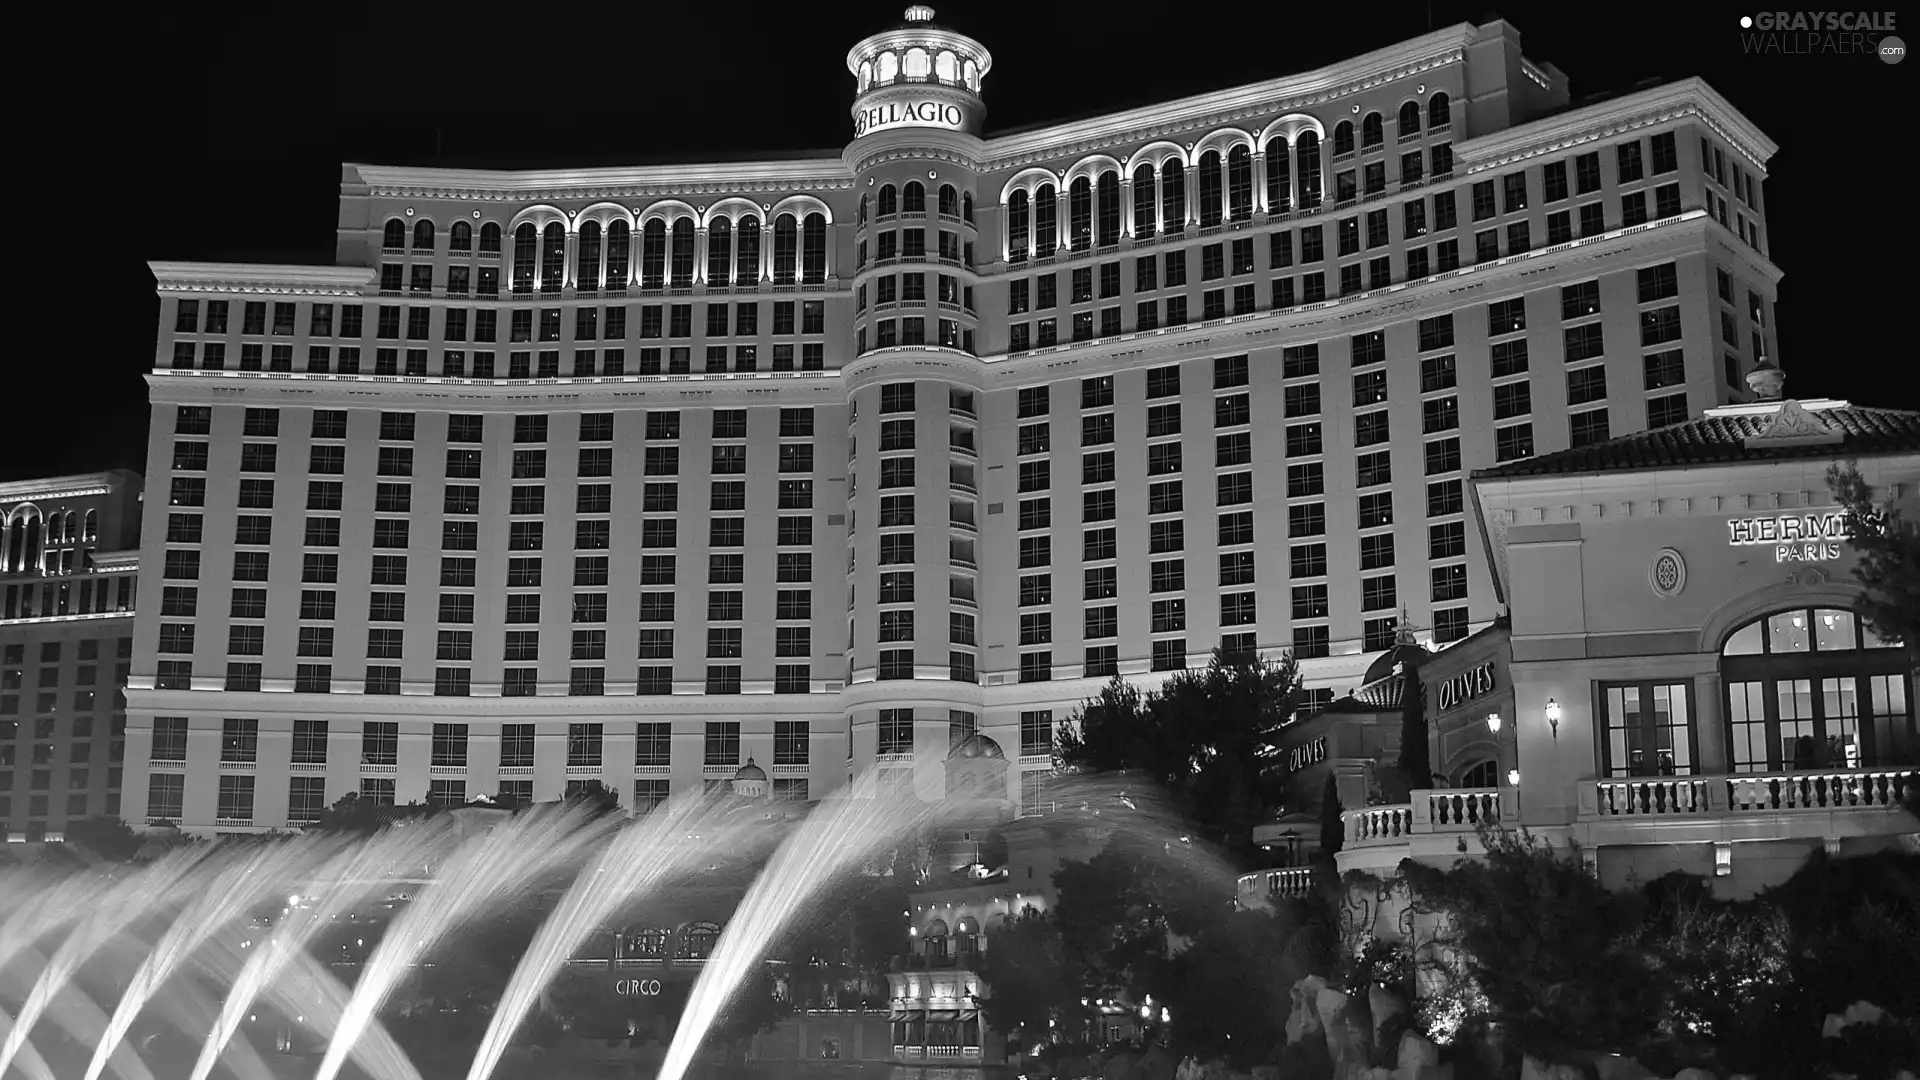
[1707,776,1731,813]
[1411,790,1435,831]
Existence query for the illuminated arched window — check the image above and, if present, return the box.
[1265,137,1291,212]
[1361,112,1384,149]
[857,195,869,227]
[1132,164,1156,238]
[605,221,630,289]
[1160,160,1186,233]
[707,217,733,285]
[622,927,668,960]
[877,51,899,84]
[1720,607,1912,774]
[938,184,958,217]
[903,47,929,79]
[511,223,537,293]
[1095,170,1120,246]
[678,921,722,960]
[381,219,406,249]
[1332,121,1355,157]
[962,59,977,90]
[1296,132,1322,208]
[878,184,898,218]
[903,181,925,215]
[1227,145,1253,221]
[668,219,695,288]
[1398,101,1421,135]
[450,221,472,251]
[935,50,957,84]
[478,222,501,254]
[858,61,873,93]
[83,510,98,543]
[540,222,566,292]
[576,221,602,291]
[640,220,667,288]
[411,219,434,250]
[1067,176,1093,251]
[1428,92,1452,129]
[801,213,827,284]
[1458,759,1499,789]
[772,213,798,285]
[1196,150,1223,228]
[1031,183,1058,257]
[735,216,761,284]
[923,918,950,959]
[1007,189,1030,261]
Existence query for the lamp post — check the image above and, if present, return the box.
[1544,698,1561,739]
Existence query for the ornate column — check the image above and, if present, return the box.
[693,226,709,286]
[1119,177,1134,238]
[563,226,579,289]
[1252,151,1269,215]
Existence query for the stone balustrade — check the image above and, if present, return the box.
[1342,787,1515,849]
[1591,766,1917,817]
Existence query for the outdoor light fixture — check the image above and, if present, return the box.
[1544,698,1562,738]
[1507,768,1521,786]
[1486,712,1502,733]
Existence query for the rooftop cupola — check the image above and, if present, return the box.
[845,6,992,140]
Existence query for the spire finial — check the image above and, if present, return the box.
[1746,357,1785,402]
[904,5,936,22]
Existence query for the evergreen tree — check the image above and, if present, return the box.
[1396,657,1432,791]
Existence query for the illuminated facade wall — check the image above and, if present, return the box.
[1,471,143,838]
[126,11,1786,832]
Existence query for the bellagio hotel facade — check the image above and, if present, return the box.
[125,8,1784,832]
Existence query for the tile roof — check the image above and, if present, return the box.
[1473,401,1920,480]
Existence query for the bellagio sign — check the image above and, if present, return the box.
[1726,512,1851,562]
[854,99,968,137]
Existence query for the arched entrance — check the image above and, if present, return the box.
[1721,606,1913,771]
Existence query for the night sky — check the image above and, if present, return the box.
[16,1,1909,483]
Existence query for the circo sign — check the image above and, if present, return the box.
[616,979,664,997]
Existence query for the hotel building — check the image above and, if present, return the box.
[128,8,1787,833]
[2,471,142,840]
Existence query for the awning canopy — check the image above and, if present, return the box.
[958,1009,979,1021]
[926,1010,961,1022]
[886,1008,925,1022]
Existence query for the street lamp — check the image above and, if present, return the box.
[1486,712,1502,733]
[1544,698,1562,738]
[1507,768,1521,787]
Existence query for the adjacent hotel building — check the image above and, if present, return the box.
[128,9,1788,832]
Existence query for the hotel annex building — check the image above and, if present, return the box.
[127,10,1787,832]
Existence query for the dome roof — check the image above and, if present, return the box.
[947,732,1005,761]
[733,758,768,782]
[1363,641,1431,686]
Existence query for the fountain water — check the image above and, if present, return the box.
[1,944,150,1080]
[187,819,458,1080]
[83,835,346,1080]
[310,802,614,1080]
[0,1003,56,1080]
[463,790,777,1080]
[654,769,946,1080]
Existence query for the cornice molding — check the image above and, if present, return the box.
[149,262,374,295]
[1456,79,1777,174]
[143,369,847,410]
[352,160,859,203]
[123,686,848,722]
[0,471,132,502]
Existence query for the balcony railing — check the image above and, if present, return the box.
[1591,767,1918,818]
[1237,866,1314,904]
[1343,787,1515,849]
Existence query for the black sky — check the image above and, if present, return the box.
[15,1,1909,483]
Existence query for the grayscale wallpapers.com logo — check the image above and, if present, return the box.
[1736,12,1905,62]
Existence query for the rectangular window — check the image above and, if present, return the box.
[1600,682,1696,778]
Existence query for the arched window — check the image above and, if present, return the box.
[858,195,869,227]
[1129,165,1155,238]
[1720,607,1912,774]
[479,222,502,254]
[772,213,799,285]
[450,221,472,252]
[1196,150,1223,228]
[904,47,929,79]
[381,219,406,249]
[962,59,977,90]
[1296,132,1322,208]
[511,223,537,293]
[411,219,434,250]
[1398,101,1422,136]
[1068,176,1093,251]
[605,221,631,289]
[935,50,957,84]
[622,927,668,960]
[678,922,722,961]
[82,510,98,543]
[1095,170,1121,246]
[923,918,950,959]
[961,191,973,223]
[1160,160,1186,233]
[877,51,898,84]
[640,220,667,288]
[540,222,566,292]
[858,61,873,94]
[1458,759,1500,789]
[1227,145,1253,221]
[576,221,601,291]
[938,184,958,217]
[707,218,733,285]
[735,216,761,284]
[1428,92,1452,129]
[1265,138,1292,213]
[1332,121,1355,157]
[903,181,926,214]
[668,219,695,288]
[1031,184,1058,257]
[878,184,898,218]
[1007,189,1030,261]
[801,213,827,283]
[1361,112,1384,149]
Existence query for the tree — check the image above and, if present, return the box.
[64,816,141,861]
[1396,657,1432,792]
[1316,773,1344,896]
[1827,462,1920,652]
[306,793,437,835]
[558,779,622,819]
[1056,648,1302,864]
[1157,910,1298,1068]
[978,908,1081,1050]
